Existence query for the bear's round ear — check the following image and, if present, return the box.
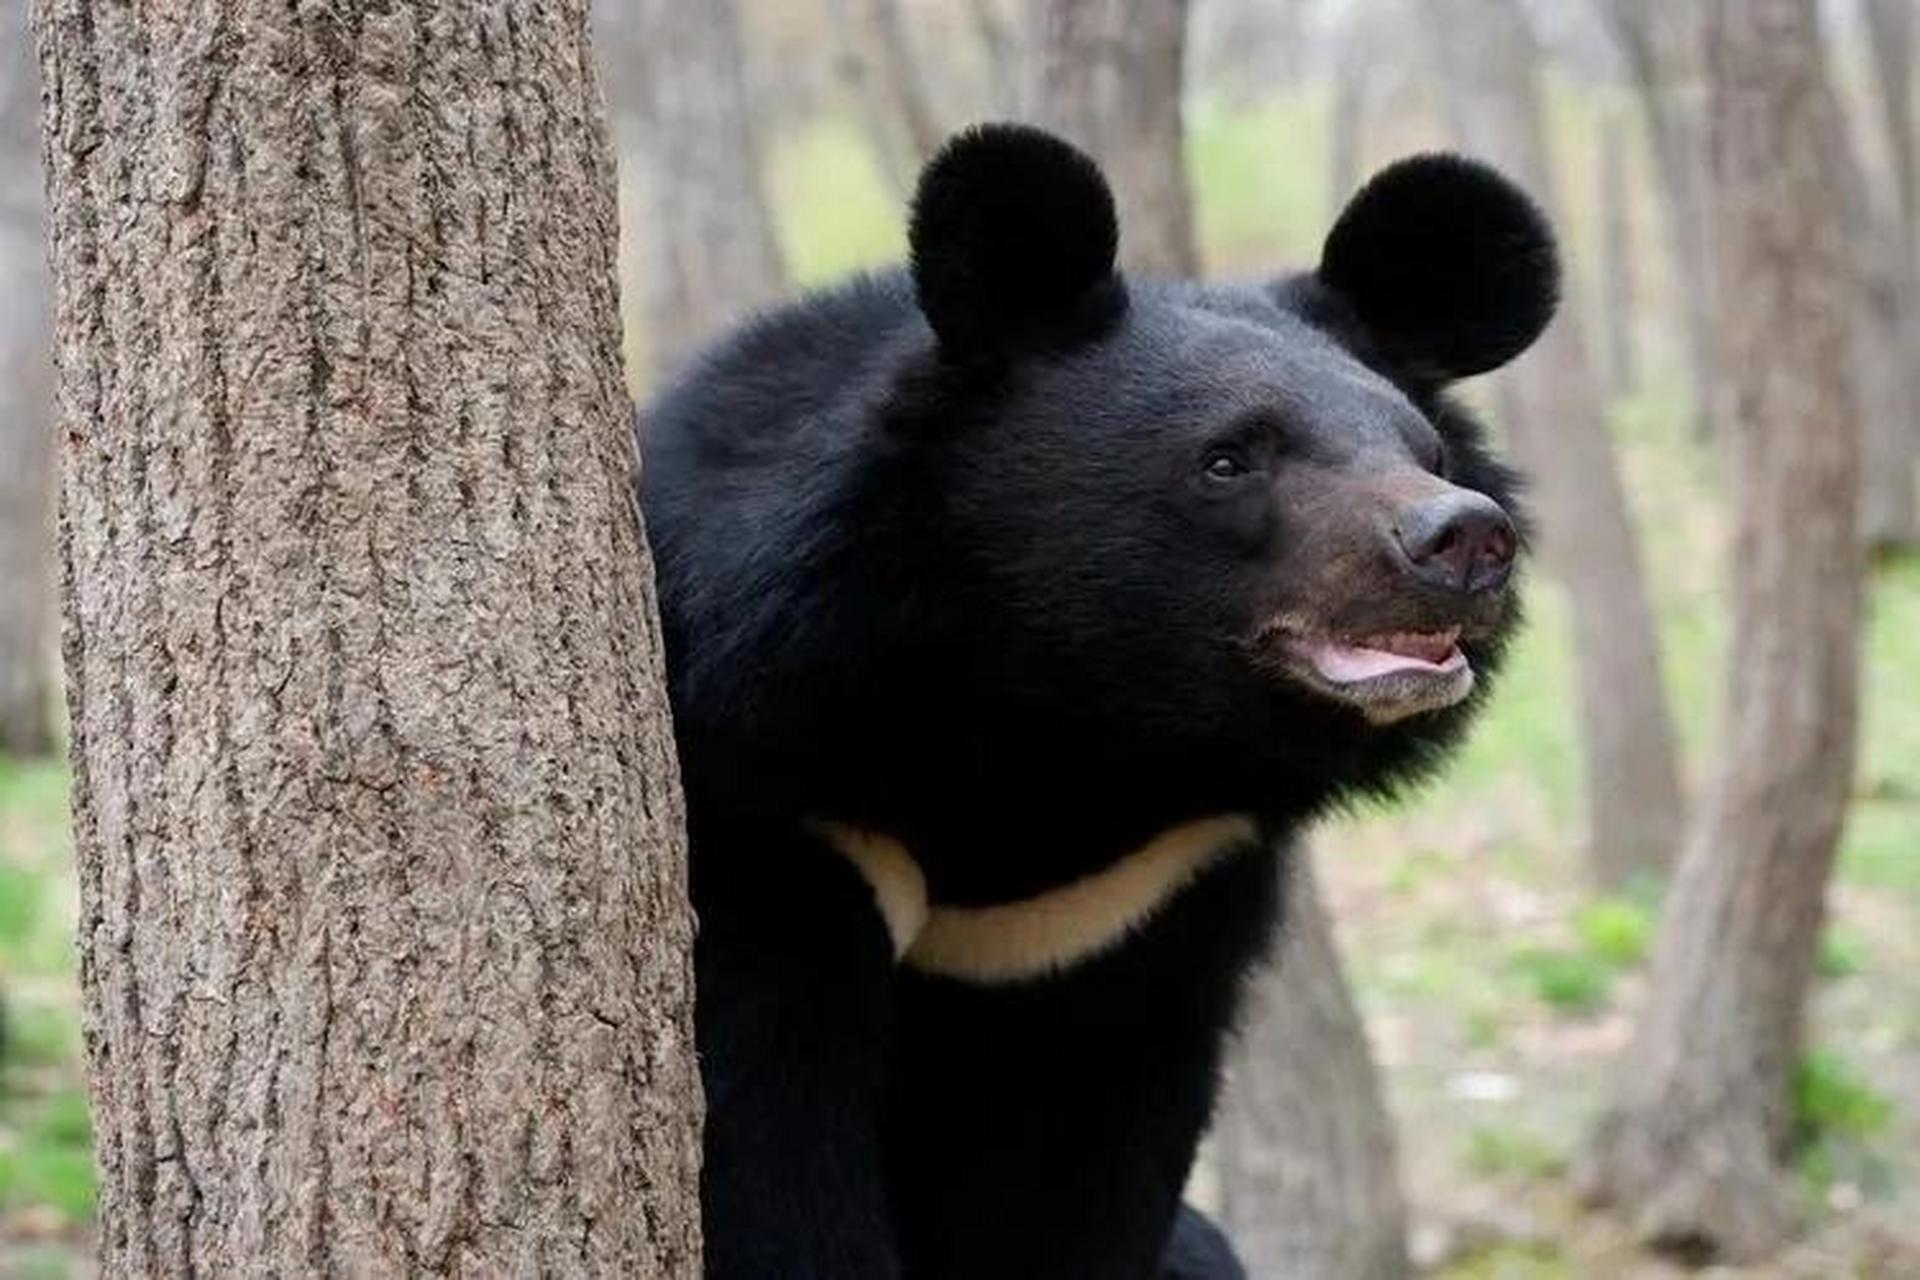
[1318,153,1559,380]
[908,123,1125,359]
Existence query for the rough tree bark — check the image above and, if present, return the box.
[1854,0,1919,549]
[1599,0,1717,435]
[1215,851,1409,1280]
[1599,108,1638,400]
[34,0,703,1272]
[1024,0,1199,276]
[1579,0,1863,1261]
[1430,0,1684,890]
[0,0,55,757]
[605,0,785,383]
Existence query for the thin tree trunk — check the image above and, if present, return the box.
[0,256,53,758]
[1216,851,1409,1280]
[1599,108,1638,400]
[823,0,918,198]
[1326,3,1373,215]
[1025,0,1199,276]
[1430,0,1684,890]
[1600,0,1717,435]
[867,0,945,164]
[1579,0,1863,1261]
[967,0,1020,117]
[0,0,54,757]
[611,0,785,382]
[1842,143,1920,551]
[34,1,703,1272]
[1855,0,1919,549]
[1863,0,1916,235]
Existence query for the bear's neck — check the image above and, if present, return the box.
[868,772,1313,906]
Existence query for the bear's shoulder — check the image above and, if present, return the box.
[645,269,923,457]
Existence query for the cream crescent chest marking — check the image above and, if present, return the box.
[812,815,1259,984]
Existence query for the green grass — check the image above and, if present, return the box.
[1792,1048,1899,1210]
[1816,926,1870,981]
[0,1137,96,1226]
[1508,947,1613,1017]
[1842,556,1920,897]
[1572,896,1654,970]
[1,754,91,1235]
[1465,1124,1567,1180]
[1794,1049,1894,1145]
[0,1080,97,1229]
[0,865,39,953]
[2,1004,79,1073]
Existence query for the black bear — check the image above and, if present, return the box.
[638,123,1555,1279]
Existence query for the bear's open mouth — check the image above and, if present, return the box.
[1271,625,1476,723]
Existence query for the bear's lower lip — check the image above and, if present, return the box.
[1280,627,1475,723]
[1301,628,1465,682]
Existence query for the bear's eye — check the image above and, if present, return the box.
[1202,451,1250,482]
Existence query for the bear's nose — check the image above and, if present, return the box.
[1394,490,1516,594]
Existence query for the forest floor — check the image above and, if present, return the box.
[6,97,1920,1279]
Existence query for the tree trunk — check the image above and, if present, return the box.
[967,0,1020,117]
[609,0,785,383]
[0,0,54,757]
[866,0,945,165]
[1326,3,1373,215]
[1025,0,1199,277]
[1863,0,1916,235]
[816,0,914,199]
[1599,108,1638,400]
[1430,0,1684,890]
[1215,851,1409,1280]
[1600,0,1717,436]
[34,1,704,1273]
[1579,0,1863,1261]
[1842,145,1920,552]
[1854,0,1919,550]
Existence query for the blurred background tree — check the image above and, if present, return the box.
[1026,0,1201,275]
[0,0,54,758]
[1580,0,1867,1258]
[604,0,788,380]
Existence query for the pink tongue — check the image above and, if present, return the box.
[1305,640,1463,684]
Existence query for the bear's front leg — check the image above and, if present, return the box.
[889,844,1278,1280]
[692,819,903,1280]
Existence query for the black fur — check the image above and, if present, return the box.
[910,122,1126,357]
[1319,152,1559,382]
[638,123,1556,1279]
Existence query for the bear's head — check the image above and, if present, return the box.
[885,125,1551,810]
[646,123,1555,877]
